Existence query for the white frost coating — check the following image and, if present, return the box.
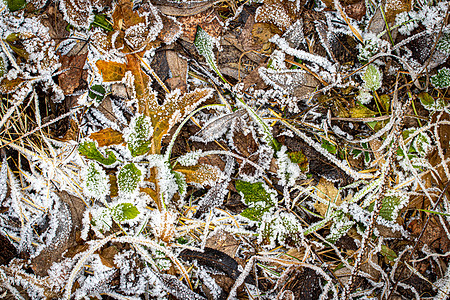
[270,34,335,72]
[276,145,303,188]
[176,150,203,166]
[356,90,373,105]
[82,161,109,201]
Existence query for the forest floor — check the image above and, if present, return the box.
[0,0,450,299]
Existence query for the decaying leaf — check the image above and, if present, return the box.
[89,127,124,147]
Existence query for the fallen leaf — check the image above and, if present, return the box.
[89,127,124,147]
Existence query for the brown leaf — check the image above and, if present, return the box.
[58,48,88,95]
[205,229,239,258]
[154,0,217,17]
[313,177,343,216]
[0,77,26,94]
[31,192,86,276]
[385,0,411,23]
[178,9,224,42]
[255,0,299,31]
[60,0,92,29]
[89,127,124,147]
[165,50,188,93]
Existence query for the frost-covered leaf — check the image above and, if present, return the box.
[151,88,213,146]
[255,0,298,31]
[362,65,382,91]
[261,211,303,247]
[437,32,450,54]
[180,247,242,281]
[236,180,276,221]
[82,161,109,200]
[78,141,117,165]
[112,0,163,51]
[174,164,224,188]
[431,67,450,89]
[194,26,225,82]
[192,110,246,143]
[418,92,446,111]
[413,132,432,157]
[95,60,127,82]
[326,212,355,243]
[124,115,153,157]
[367,191,408,221]
[60,0,93,29]
[173,171,187,196]
[111,203,140,222]
[277,146,304,187]
[88,85,106,103]
[117,163,142,195]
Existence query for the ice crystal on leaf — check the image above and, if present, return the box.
[276,145,304,188]
[326,211,355,243]
[151,210,177,243]
[431,67,450,89]
[111,202,140,222]
[362,65,382,91]
[60,0,93,29]
[260,211,303,247]
[366,190,408,222]
[124,114,153,157]
[118,163,142,196]
[82,161,109,201]
[437,32,450,54]
[236,180,277,222]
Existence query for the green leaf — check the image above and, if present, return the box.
[3,0,26,12]
[125,115,153,157]
[288,151,308,172]
[111,203,140,222]
[367,195,404,221]
[431,68,450,89]
[194,26,227,83]
[78,141,117,165]
[0,56,4,77]
[437,32,450,54]
[117,163,142,195]
[326,212,355,243]
[418,92,434,107]
[88,85,106,103]
[321,139,337,154]
[173,171,187,197]
[417,209,450,217]
[363,65,382,91]
[381,245,397,262]
[236,180,276,221]
[90,14,114,32]
[83,161,109,200]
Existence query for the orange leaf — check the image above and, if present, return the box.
[174,164,223,187]
[89,128,124,147]
[95,60,127,82]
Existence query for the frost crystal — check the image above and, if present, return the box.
[82,161,109,201]
[276,146,303,188]
[124,114,153,157]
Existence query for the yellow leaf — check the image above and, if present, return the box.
[89,128,124,147]
[95,60,127,82]
[314,177,343,217]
